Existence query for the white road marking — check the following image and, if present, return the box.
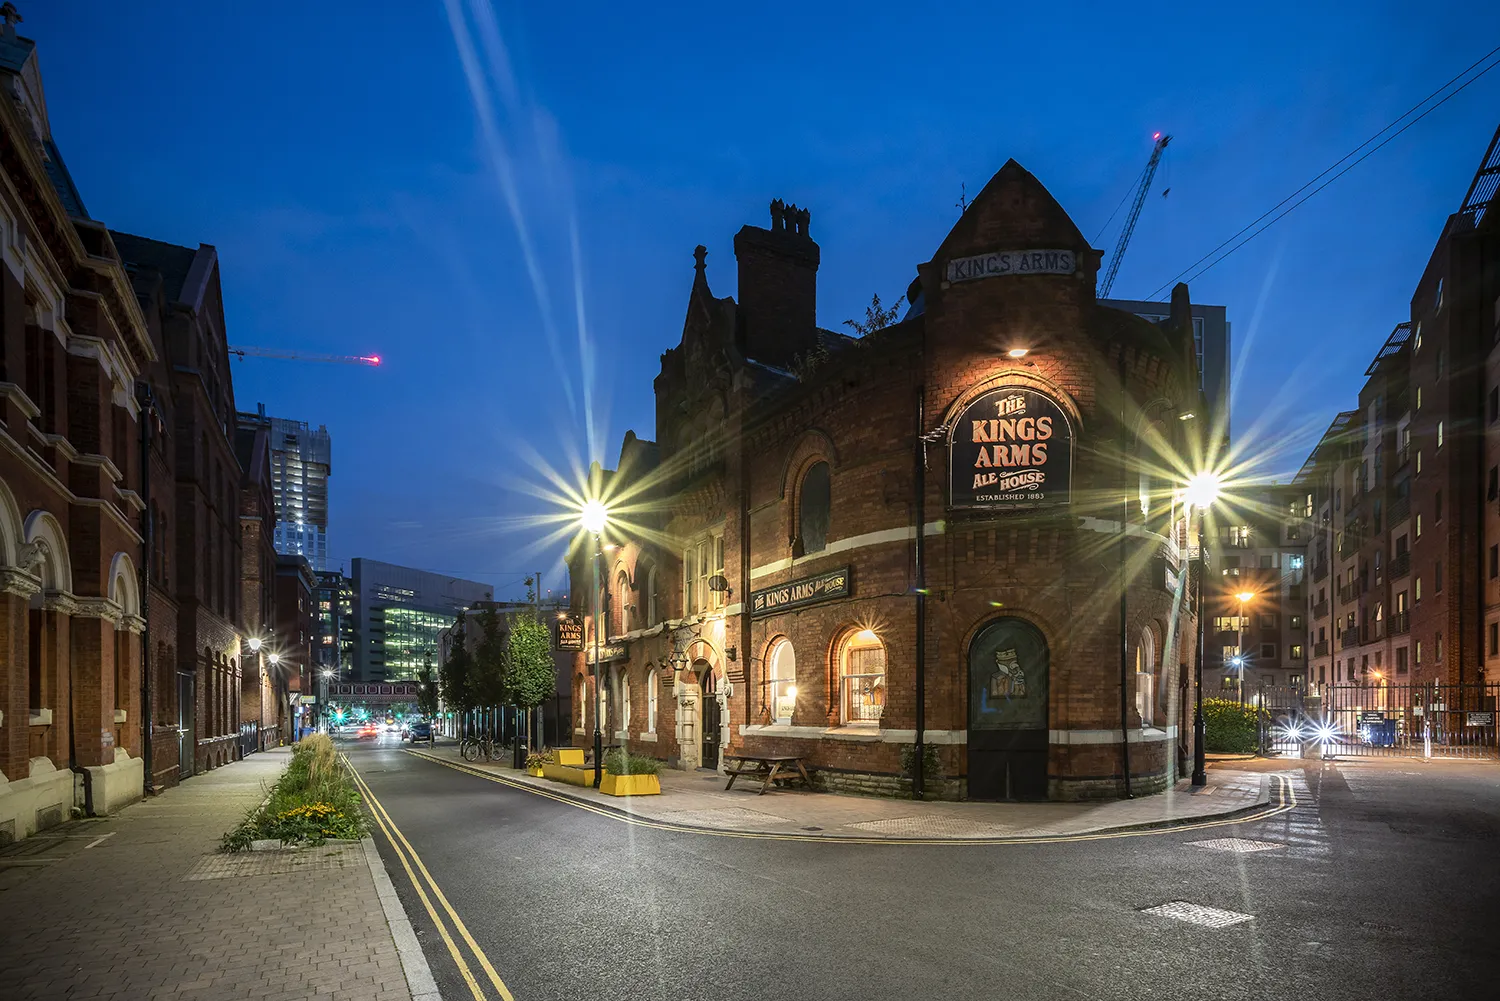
[83,834,114,849]
[1140,901,1254,928]
[1186,837,1284,853]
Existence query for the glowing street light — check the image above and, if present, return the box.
[578,496,611,788]
[1183,471,1222,511]
[268,652,280,666]
[1184,468,1226,788]
[248,636,263,652]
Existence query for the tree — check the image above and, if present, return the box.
[843,292,903,337]
[471,606,510,710]
[415,661,440,720]
[507,605,555,750]
[438,613,477,731]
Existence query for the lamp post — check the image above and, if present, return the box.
[1184,471,1222,787]
[580,499,609,789]
[1235,590,1255,702]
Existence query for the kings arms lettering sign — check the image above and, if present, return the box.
[556,616,584,651]
[750,566,851,618]
[946,249,1076,283]
[949,388,1073,510]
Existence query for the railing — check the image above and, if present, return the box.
[1313,639,1330,657]
[1338,582,1360,603]
[1389,495,1410,525]
[1390,611,1410,635]
[1395,446,1410,469]
[1312,599,1329,619]
[1340,631,1357,650]
[840,673,885,724]
[1389,551,1411,579]
[1313,560,1329,583]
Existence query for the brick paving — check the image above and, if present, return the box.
[410,744,1272,839]
[0,748,415,1001]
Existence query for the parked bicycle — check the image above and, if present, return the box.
[460,734,502,762]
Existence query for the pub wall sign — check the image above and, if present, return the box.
[946,248,1076,284]
[751,566,851,618]
[949,387,1073,510]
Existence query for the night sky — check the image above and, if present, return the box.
[36,1,1500,601]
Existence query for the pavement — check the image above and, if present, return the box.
[345,736,1500,1001]
[402,742,1277,840]
[0,746,434,1001]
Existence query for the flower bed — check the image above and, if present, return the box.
[221,735,366,851]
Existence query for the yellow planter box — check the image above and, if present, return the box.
[541,761,596,786]
[599,771,661,797]
[526,765,546,777]
[554,748,585,766]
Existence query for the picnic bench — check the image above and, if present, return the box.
[723,753,812,795]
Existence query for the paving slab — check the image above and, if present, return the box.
[0,747,430,1001]
[405,744,1275,841]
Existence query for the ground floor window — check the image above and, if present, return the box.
[1134,627,1157,726]
[647,669,659,732]
[839,629,885,725]
[768,638,796,724]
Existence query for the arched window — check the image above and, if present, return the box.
[575,676,586,731]
[796,461,831,556]
[615,570,632,636]
[647,668,659,733]
[838,628,886,725]
[619,667,631,734]
[1134,627,1158,726]
[645,566,659,626]
[767,638,796,724]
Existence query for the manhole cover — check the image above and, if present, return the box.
[1186,838,1284,853]
[801,826,823,832]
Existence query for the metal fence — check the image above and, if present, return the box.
[1250,682,1499,760]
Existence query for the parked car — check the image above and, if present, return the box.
[402,720,433,743]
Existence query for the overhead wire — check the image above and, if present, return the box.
[1147,44,1500,298]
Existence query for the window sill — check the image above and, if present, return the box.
[825,724,883,741]
[636,731,657,742]
[613,730,629,741]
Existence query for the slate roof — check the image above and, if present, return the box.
[41,138,87,218]
[110,231,198,303]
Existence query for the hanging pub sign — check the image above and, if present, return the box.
[556,616,584,651]
[750,566,851,618]
[949,387,1072,510]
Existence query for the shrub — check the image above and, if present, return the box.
[526,750,553,769]
[899,743,943,789]
[603,749,661,776]
[1203,698,1265,754]
[221,735,366,851]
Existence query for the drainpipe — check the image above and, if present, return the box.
[1117,347,1134,798]
[136,382,154,795]
[741,422,752,734]
[913,383,927,801]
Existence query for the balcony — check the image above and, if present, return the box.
[1312,560,1329,583]
[1389,611,1410,635]
[1313,639,1330,657]
[1338,582,1360,603]
[1339,631,1356,650]
[1312,599,1329,619]
[1389,495,1410,525]
[1389,550,1411,579]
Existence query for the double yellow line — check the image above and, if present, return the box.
[345,756,515,1001]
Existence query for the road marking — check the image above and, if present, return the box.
[83,834,114,849]
[402,748,1297,846]
[1185,837,1284,853]
[1140,901,1254,927]
[346,757,516,1001]
[344,760,491,1001]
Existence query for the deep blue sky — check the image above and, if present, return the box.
[37,1,1500,600]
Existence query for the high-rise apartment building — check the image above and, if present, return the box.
[1296,123,1500,697]
[315,570,355,681]
[239,404,331,571]
[351,559,493,682]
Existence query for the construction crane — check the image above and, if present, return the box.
[229,346,382,366]
[1097,132,1172,298]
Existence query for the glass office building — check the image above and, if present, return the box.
[351,559,493,681]
[240,405,333,571]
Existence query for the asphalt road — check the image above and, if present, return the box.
[341,733,1499,1001]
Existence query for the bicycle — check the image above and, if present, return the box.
[460,734,500,762]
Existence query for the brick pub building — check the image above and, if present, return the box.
[568,161,1207,800]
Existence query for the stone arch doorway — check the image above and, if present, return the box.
[967,617,1050,801]
[699,664,721,771]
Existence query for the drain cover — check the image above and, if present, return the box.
[801,826,823,832]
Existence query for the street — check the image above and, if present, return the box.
[342,737,1500,1001]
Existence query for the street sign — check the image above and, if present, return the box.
[1465,711,1494,727]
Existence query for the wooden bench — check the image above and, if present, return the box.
[723,754,812,795]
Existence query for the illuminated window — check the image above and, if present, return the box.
[767,638,796,724]
[615,570,631,636]
[1134,628,1157,726]
[1436,421,1444,449]
[647,668,659,734]
[838,629,886,725]
[646,566,659,626]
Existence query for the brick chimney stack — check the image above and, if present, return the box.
[734,198,820,369]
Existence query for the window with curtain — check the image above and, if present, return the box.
[767,638,796,724]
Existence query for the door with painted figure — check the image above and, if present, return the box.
[967,617,1050,800]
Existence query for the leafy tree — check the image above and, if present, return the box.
[438,612,477,723]
[507,607,554,752]
[415,662,440,719]
[471,606,510,710]
[843,292,903,337]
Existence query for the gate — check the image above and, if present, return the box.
[1259,681,1499,759]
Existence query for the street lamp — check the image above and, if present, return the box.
[579,498,611,788]
[1185,470,1222,787]
[1235,590,1255,699]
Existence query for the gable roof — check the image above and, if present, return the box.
[110,231,200,304]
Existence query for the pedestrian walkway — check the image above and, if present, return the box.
[406,744,1277,841]
[0,748,427,1001]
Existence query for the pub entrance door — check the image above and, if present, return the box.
[700,666,721,771]
[967,617,1050,800]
